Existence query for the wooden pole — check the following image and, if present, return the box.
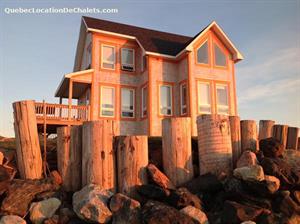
[13,100,43,179]
[229,116,241,168]
[70,125,83,191]
[57,126,72,191]
[82,120,116,192]
[162,117,193,186]
[258,120,275,141]
[197,114,232,176]
[42,100,47,177]
[298,138,300,151]
[273,125,288,149]
[68,79,73,121]
[240,120,258,153]
[286,127,299,150]
[115,136,148,198]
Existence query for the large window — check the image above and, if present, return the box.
[197,41,209,64]
[197,82,211,114]
[121,48,135,71]
[100,86,115,117]
[86,44,92,69]
[159,85,172,116]
[101,45,115,69]
[214,44,226,67]
[216,84,229,114]
[121,88,135,118]
[180,83,187,115]
[141,86,147,117]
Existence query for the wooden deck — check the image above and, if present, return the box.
[35,102,89,133]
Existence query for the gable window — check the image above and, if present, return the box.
[197,41,209,64]
[197,82,211,114]
[121,48,135,71]
[86,44,92,69]
[214,44,226,67]
[121,88,135,118]
[141,86,147,117]
[159,84,172,116]
[101,45,115,69]
[100,86,115,117]
[180,83,187,115]
[216,84,229,114]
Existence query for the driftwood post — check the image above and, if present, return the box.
[57,126,72,191]
[229,116,241,168]
[162,117,193,186]
[115,136,148,198]
[286,127,299,150]
[82,120,116,192]
[258,120,275,141]
[240,120,258,153]
[273,125,288,149]
[197,114,232,175]
[13,100,43,179]
[70,125,83,191]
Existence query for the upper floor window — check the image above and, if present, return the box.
[197,41,209,64]
[214,44,226,67]
[121,48,135,72]
[86,44,92,69]
[141,55,147,72]
[101,45,115,70]
[197,82,211,114]
[216,84,229,115]
[141,86,147,117]
[100,86,115,117]
[159,84,172,116]
[180,83,187,115]
[121,88,135,118]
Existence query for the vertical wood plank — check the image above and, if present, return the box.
[229,116,241,168]
[240,120,258,152]
[273,124,288,149]
[258,120,275,141]
[286,127,299,150]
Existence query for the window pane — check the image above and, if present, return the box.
[181,85,187,106]
[122,49,134,65]
[197,41,208,64]
[142,87,147,108]
[160,86,171,107]
[214,44,226,66]
[198,83,211,113]
[101,87,114,116]
[217,85,228,106]
[121,88,134,117]
[103,46,114,62]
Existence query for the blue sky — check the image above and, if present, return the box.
[0,0,299,137]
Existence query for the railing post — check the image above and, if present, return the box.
[68,79,73,121]
[42,100,47,177]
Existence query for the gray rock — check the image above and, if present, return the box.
[180,206,209,224]
[236,151,258,168]
[233,165,265,182]
[0,215,26,224]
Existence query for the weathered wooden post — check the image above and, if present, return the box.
[258,120,275,141]
[273,124,288,149]
[57,126,72,191]
[298,138,300,151]
[82,120,116,192]
[229,116,241,168]
[286,127,299,150]
[13,100,43,179]
[70,125,83,191]
[197,114,232,175]
[115,136,148,198]
[162,117,193,186]
[240,120,258,152]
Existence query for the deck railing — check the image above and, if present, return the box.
[35,102,89,122]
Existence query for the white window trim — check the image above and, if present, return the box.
[100,86,115,118]
[180,83,187,115]
[196,40,209,65]
[197,81,212,114]
[216,83,229,115]
[121,48,135,70]
[159,84,173,116]
[101,44,116,70]
[141,86,147,118]
[121,88,135,118]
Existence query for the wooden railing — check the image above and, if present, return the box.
[35,102,89,122]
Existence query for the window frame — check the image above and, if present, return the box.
[215,83,230,115]
[100,85,116,118]
[213,42,228,68]
[197,81,212,114]
[196,40,209,66]
[121,48,135,71]
[141,84,148,118]
[86,43,92,69]
[158,83,173,117]
[180,82,188,115]
[120,87,135,119]
[101,44,116,70]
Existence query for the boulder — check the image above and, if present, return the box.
[273,191,300,216]
[180,206,208,224]
[259,137,284,158]
[223,177,244,194]
[233,165,265,182]
[242,179,279,196]
[0,151,4,165]
[264,175,280,192]
[240,221,256,224]
[109,193,141,224]
[29,197,61,224]
[283,149,300,173]
[167,187,202,209]
[293,191,300,205]
[58,207,76,224]
[141,200,197,224]
[221,200,266,224]
[236,151,258,168]
[137,184,170,199]
[72,184,113,223]
[0,215,26,224]
[147,163,175,189]
[43,215,59,224]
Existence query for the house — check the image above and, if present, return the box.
[37,16,243,136]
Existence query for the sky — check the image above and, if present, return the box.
[0,0,299,137]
